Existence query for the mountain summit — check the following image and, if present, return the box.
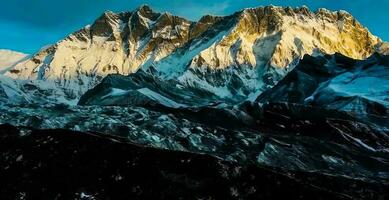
[5,5,382,100]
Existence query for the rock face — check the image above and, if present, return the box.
[377,42,389,55]
[0,124,387,200]
[5,5,381,99]
[256,53,389,119]
[70,52,389,181]
[79,52,389,116]
[78,69,230,107]
[6,6,193,97]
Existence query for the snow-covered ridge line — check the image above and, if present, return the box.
[0,49,29,74]
[1,5,384,103]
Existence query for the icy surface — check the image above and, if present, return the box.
[324,66,389,105]
[0,49,28,73]
[137,88,185,108]
[0,102,388,182]
[257,53,389,118]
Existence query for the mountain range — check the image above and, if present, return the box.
[0,5,389,199]
[1,5,387,104]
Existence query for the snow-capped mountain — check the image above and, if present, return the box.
[4,5,382,101]
[78,69,227,108]
[0,49,28,73]
[1,5,389,190]
[80,52,389,126]
[256,53,389,119]
[0,74,79,105]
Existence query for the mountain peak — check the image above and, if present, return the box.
[137,4,153,12]
[99,10,119,20]
[135,4,160,20]
[238,5,317,23]
[239,5,355,20]
[89,10,121,38]
[6,5,382,100]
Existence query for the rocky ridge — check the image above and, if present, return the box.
[4,5,382,100]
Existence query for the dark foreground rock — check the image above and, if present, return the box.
[0,124,387,200]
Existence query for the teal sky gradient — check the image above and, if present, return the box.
[1,0,388,54]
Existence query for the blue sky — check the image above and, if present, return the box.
[1,0,388,54]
